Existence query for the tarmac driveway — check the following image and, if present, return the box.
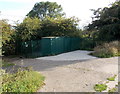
[11,50,119,92]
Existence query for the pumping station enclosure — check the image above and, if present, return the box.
[17,37,82,58]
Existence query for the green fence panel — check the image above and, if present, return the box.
[51,37,57,55]
[74,37,81,50]
[19,36,82,58]
[21,41,32,58]
[64,37,71,52]
[56,37,64,54]
[71,37,75,51]
[50,37,64,55]
[41,38,51,56]
[37,40,42,56]
[31,40,41,57]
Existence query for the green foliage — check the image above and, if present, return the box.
[0,19,16,55]
[40,17,80,37]
[2,69,45,92]
[94,84,107,92]
[27,1,65,19]
[15,17,41,41]
[79,29,98,51]
[0,20,13,45]
[92,41,120,58]
[107,75,117,81]
[87,0,120,41]
[80,38,96,51]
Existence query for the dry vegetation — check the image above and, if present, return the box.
[92,41,120,58]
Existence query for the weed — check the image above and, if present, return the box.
[108,88,117,92]
[107,75,116,81]
[94,84,107,92]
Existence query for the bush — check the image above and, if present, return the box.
[2,41,16,56]
[80,38,96,51]
[2,69,45,92]
[92,41,120,58]
[0,20,16,55]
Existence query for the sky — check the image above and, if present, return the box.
[0,0,116,28]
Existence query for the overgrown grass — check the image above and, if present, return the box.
[91,41,120,58]
[1,69,45,92]
[94,84,107,92]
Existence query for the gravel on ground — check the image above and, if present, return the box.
[3,50,119,92]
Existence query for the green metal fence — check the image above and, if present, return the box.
[20,40,41,58]
[19,37,82,58]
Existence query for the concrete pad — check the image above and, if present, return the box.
[36,50,97,61]
[39,67,113,92]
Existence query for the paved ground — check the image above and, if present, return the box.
[36,50,96,61]
[5,50,119,92]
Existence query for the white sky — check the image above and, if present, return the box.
[0,0,116,28]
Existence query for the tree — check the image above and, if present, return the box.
[87,0,120,41]
[0,19,15,55]
[0,19,13,44]
[15,17,41,41]
[16,16,81,41]
[27,1,65,19]
[39,16,80,37]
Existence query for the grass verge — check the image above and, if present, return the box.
[1,68,45,92]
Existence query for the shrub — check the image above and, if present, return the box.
[0,19,16,55]
[92,41,120,58]
[80,38,96,51]
[2,69,45,92]
[2,41,16,56]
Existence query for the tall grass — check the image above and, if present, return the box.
[1,68,45,92]
[92,41,120,58]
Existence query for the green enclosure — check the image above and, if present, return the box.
[19,37,81,58]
